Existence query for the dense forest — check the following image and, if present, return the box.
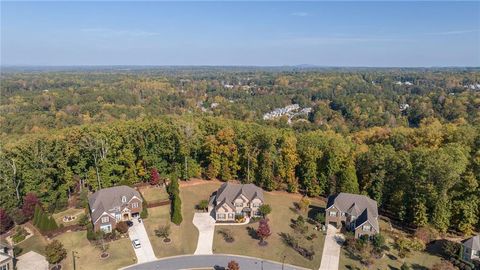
[1,67,479,235]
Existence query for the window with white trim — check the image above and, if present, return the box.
[363,225,371,231]
[234,202,243,207]
[101,216,109,223]
[131,202,139,208]
[0,264,8,270]
[228,213,235,219]
[122,196,127,203]
[217,213,226,219]
[329,211,337,217]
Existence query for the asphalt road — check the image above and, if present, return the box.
[123,254,311,270]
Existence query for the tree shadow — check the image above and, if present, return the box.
[387,253,397,261]
[307,205,325,220]
[387,265,399,270]
[425,239,444,257]
[411,264,429,270]
[246,226,259,240]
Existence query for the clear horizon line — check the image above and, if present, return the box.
[2,64,480,68]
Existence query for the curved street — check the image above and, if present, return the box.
[122,254,311,270]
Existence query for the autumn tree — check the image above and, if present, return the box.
[45,240,67,265]
[0,208,13,234]
[22,193,39,219]
[150,168,160,185]
[256,218,271,246]
[227,260,240,270]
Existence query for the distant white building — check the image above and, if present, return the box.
[400,103,410,111]
[263,104,311,122]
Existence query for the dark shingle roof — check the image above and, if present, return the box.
[463,235,480,250]
[327,192,379,232]
[214,182,264,210]
[354,208,379,231]
[88,185,142,222]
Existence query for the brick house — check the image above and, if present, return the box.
[88,186,143,233]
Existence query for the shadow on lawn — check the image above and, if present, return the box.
[246,226,259,240]
[410,264,429,270]
[307,205,325,220]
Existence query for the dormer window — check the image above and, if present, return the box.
[122,196,127,203]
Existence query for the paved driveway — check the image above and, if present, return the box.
[16,251,48,270]
[122,254,310,270]
[318,224,344,270]
[192,212,216,254]
[128,219,156,263]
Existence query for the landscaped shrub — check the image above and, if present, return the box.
[442,240,461,258]
[314,212,325,224]
[141,200,149,219]
[86,224,96,241]
[13,246,23,256]
[116,221,129,234]
[197,200,209,212]
[279,232,315,260]
[77,213,90,227]
[155,224,171,242]
[12,226,29,243]
[291,215,308,234]
[218,228,234,243]
[258,204,272,217]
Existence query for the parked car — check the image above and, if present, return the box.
[126,220,134,227]
[132,239,141,249]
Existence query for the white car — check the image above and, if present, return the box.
[132,239,141,249]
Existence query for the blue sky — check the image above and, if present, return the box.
[1,1,479,66]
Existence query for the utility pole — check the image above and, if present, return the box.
[282,255,286,270]
[72,251,78,270]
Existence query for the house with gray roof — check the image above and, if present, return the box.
[88,185,143,232]
[463,235,480,262]
[208,182,264,222]
[325,193,379,238]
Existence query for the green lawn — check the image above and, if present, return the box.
[15,232,48,256]
[52,208,85,226]
[55,231,137,270]
[144,182,222,258]
[139,185,170,203]
[213,192,326,270]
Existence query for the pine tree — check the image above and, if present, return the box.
[171,195,183,225]
[33,205,41,226]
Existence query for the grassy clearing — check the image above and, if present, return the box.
[139,185,170,203]
[339,220,443,270]
[213,192,326,269]
[144,181,222,258]
[15,232,48,256]
[55,231,137,270]
[52,208,85,226]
